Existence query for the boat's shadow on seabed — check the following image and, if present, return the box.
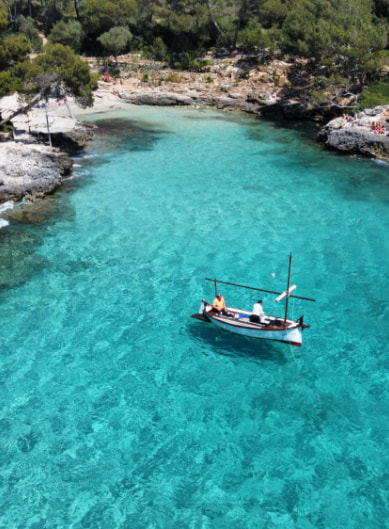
[188,322,288,364]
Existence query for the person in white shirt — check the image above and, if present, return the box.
[250,300,266,323]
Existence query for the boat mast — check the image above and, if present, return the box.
[284,253,292,323]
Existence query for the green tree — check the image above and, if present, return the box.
[0,33,33,96]
[199,0,262,49]
[0,69,20,96]
[258,0,287,28]
[81,0,136,37]
[97,25,132,57]
[0,2,8,30]
[18,16,43,52]
[238,19,270,50]
[49,19,84,52]
[330,0,387,82]
[34,0,77,32]
[203,0,234,47]
[0,34,31,68]
[32,43,93,106]
[281,0,387,82]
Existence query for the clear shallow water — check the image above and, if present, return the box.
[0,107,388,528]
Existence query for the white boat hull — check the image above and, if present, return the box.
[192,301,306,347]
[210,314,303,346]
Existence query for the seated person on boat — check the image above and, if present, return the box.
[250,300,266,324]
[213,293,228,315]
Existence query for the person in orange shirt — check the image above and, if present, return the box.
[213,293,228,315]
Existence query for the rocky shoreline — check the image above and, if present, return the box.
[318,107,389,158]
[1,55,388,205]
[103,80,389,159]
[0,142,72,203]
[0,94,95,205]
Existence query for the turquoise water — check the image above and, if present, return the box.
[0,106,388,528]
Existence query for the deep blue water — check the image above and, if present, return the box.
[0,106,388,528]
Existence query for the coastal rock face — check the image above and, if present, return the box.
[0,142,72,203]
[117,90,194,106]
[115,86,256,111]
[318,106,389,159]
[0,94,96,204]
[31,121,96,153]
[10,106,96,152]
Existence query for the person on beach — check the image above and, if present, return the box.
[250,300,266,323]
[213,293,228,315]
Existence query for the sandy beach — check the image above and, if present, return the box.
[48,90,133,120]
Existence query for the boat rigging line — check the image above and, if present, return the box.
[204,277,316,303]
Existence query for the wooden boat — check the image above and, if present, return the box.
[191,254,315,347]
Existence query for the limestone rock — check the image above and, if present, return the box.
[0,93,23,121]
[318,106,389,159]
[0,142,72,203]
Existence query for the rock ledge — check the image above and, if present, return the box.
[318,106,389,159]
[0,94,95,204]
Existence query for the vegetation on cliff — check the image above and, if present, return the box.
[0,0,389,111]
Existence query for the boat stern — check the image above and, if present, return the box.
[191,301,210,322]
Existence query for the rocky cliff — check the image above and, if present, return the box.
[317,106,389,159]
[0,143,72,203]
[0,95,95,204]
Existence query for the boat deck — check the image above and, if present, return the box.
[208,307,297,331]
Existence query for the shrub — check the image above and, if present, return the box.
[90,72,99,90]
[162,73,181,83]
[151,37,167,61]
[358,81,389,110]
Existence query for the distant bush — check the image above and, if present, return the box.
[151,37,167,61]
[309,90,330,104]
[358,81,389,109]
[90,72,99,90]
[167,52,210,72]
[161,73,181,83]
